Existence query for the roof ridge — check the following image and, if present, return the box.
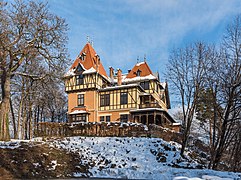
[126,60,154,79]
[143,61,153,76]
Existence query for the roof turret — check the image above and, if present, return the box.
[68,43,108,77]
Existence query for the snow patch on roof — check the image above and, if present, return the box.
[82,67,96,74]
[136,61,145,66]
[64,67,98,78]
[100,84,140,91]
[64,68,75,77]
[160,82,167,89]
[123,74,157,82]
[69,110,87,115]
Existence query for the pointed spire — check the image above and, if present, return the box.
[137,56,139,63]
[87,35,90,43]
[91,35,94,47]
[156,71,160,80]
[144,54,146,62]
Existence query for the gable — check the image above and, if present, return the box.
[126,61,154,78]
[69,43,108,78]
[75,63,85,74]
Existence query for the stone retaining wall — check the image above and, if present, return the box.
[36,122,182,143]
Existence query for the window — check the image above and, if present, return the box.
[100,116,111,122]
[76,63,85,72]
[106,116,110,122]
[100,116,105,122]
[76,74,84,85]
[120,114,128,123]
[100,94,110,106]
[73,114,86,122]
[140,81,149,90]
[80,52,86,61]
[136,69,141,76]
[77,94,84,106]
[120,92,128,105]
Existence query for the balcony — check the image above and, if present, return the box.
[139,102,161,109]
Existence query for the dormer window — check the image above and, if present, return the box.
[76,63,85,73]
[136,69,141,76]
[79,52,86,61]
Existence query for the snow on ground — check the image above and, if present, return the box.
[0,137,44,149]
[48,137,240,180]
[0,139,27,149]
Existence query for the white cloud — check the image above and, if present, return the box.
[47,0,241,69]
[46,0,241,106]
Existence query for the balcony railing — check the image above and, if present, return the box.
[139,102,161,109]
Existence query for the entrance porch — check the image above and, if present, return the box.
[130,108,175,127]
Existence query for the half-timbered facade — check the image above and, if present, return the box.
[64,42,180,132]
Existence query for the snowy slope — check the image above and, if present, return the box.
[46,137,240,180]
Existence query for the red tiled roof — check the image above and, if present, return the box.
[126,61,154,78]
[69,43,108,77]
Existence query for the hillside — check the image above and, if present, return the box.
[0,137,240,179]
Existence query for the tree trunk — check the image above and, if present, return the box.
[212,121,227,170]
[180,132,188,156]
[40,106,44,122]
[28,106,33,139]
[21,104,27,140]
[17,90,24,139]
[36,105,40,131]
[180,106,195,156]
[0,72,11,141]
[10,96,17,139]
[51,110,55,122]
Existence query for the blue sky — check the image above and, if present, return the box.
[8,0,239,108]
[43,0,241,108]
[44,0,241,78]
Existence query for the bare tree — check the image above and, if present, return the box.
[209,16,241,170]
[9,49,68,139]
[0,0,68,140]
[166,15,240,170]
[166,42,209,156]
[192,16,241,170]
[172,108,184,123]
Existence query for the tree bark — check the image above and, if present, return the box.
[21,103,27,140]
[0,71,11,141]
[180,104,195,156]
[10,96,17,139]
[17,86,25,139]
[28,106,33,139]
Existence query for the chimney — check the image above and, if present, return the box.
[95,54,100,72]
[117,68,122,86]
[109,66,114,79]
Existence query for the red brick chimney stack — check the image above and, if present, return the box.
[109,66,114,79]
[117,68,122,86]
